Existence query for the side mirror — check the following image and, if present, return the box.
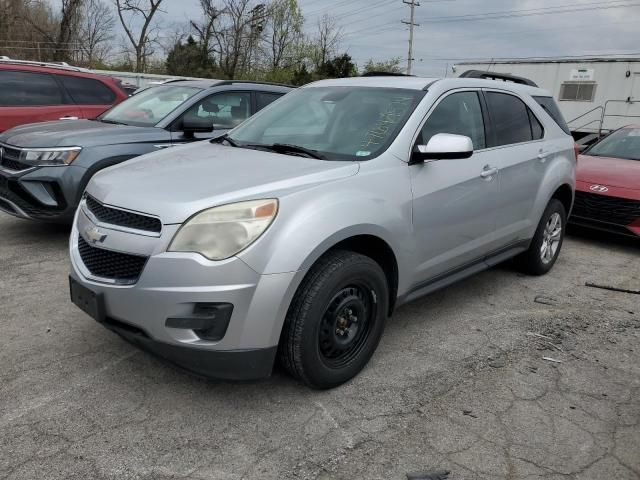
[410,133,474,164]
[183,115,214,136]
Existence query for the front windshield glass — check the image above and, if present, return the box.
[587,128,640,160]
[227,87,424,161]
[100,85,201,127]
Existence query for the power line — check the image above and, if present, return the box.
[344,0,640,37]
[401,0,419,74]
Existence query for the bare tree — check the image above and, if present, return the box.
[54,0,84,61]
[79,0,116,67]
[190,0,222,64]
[266,0,303,70]
[312,14,342,70]
[114,0,165,72]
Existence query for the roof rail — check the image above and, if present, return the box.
[459,70,538,87]
[0,57,91,73]
[361,71,414,77]
[215,79,293,88]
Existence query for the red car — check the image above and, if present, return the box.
[0,59,128,132]
[572,126,640,237]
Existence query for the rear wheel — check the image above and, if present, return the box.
[516,199,566,275]
[279,250,388,389]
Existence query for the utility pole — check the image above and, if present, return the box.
[401,0,420,75]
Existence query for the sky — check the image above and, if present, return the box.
[53,0,640,76]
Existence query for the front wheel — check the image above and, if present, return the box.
[279,250,389,389]
[516,199,566,275]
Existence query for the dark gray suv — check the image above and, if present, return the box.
[0,80,291,223]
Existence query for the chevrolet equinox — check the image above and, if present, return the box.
[69,73,575,389]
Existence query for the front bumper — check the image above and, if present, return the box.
[0,162,86,222]
[69,207,300,380]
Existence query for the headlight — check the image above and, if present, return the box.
[19,147,81,166]
[168,199,278,260]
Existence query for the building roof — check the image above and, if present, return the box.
[455,56,640,66]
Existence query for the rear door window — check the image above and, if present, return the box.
[58,75,116,105]
[0,70,64,106]
[486,92,533,146]
[256,92,283,111]
[532,95,571,135]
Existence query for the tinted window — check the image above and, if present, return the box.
[420,91,486,149]
[256,92,283,111]
[0,70,63,106]
[486,92,532,146]
[182,92,252,129]
[533,96,571,135]
[528,109,544,140]
[59,75,116,104]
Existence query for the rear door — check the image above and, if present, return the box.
[0,70,80,131]
[483,90,546,243]
[57,74,118,119]
[410,90,500,283]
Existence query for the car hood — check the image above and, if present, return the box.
[88,142,360,224]
[577,154,640,190]
[0,120,162,148]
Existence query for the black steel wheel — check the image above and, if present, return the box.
[279,250,389,389]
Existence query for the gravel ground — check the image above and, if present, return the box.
[0,212,638,480]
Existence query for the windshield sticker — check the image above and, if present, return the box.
[356,151,371,156]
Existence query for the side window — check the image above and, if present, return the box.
[528,109,544,140]
[0,70,63,106]
[58,75,116,104]
[256,92,283,111]
[182,92,251,129]
[485,92,533,146]
[420,91,486,150]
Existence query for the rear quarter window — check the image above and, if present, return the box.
[533,96,571,135]
[58,75,117,105]
[0,70,64,106]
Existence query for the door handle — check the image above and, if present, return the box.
[537,150,551,161]
[480,166,498,178]
[59,116,79,120]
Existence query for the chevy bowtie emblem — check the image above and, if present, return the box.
[85,226,107,244]
[589,184,609,193]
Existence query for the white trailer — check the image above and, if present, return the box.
[452,57,640,139]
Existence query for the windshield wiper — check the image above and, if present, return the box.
[260,143,327,160]
[211,134,239,147]
[99,118,125,125]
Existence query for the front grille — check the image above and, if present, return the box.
[0,146,30,171]
[85,195,161,233]
[572,191,640,226]
[77,235,148,282]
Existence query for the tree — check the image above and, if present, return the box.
[54,0,84,61]
[318,53,357,79]
[311,14,342,71]
[115,0,165,72]
[190,0,222,71]
[166,36,216,77]
[362,57,403,75]
[266,0,303,71]
[79,0,116,67]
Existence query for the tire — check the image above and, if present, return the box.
[516,199,566,275]
[279,250,389,389]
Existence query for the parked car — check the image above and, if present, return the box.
[0,80,292,223]
[571,126,640,237]
[69,73,576,389]
[0,58,128,132]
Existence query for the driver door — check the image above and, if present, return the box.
[410,90,500,284]
[172,91,252,143]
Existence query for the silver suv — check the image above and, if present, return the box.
[69,73,575,389]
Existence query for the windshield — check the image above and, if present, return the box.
[227,87,424,161]
[587,128,640,160]
[100,85,201,127]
